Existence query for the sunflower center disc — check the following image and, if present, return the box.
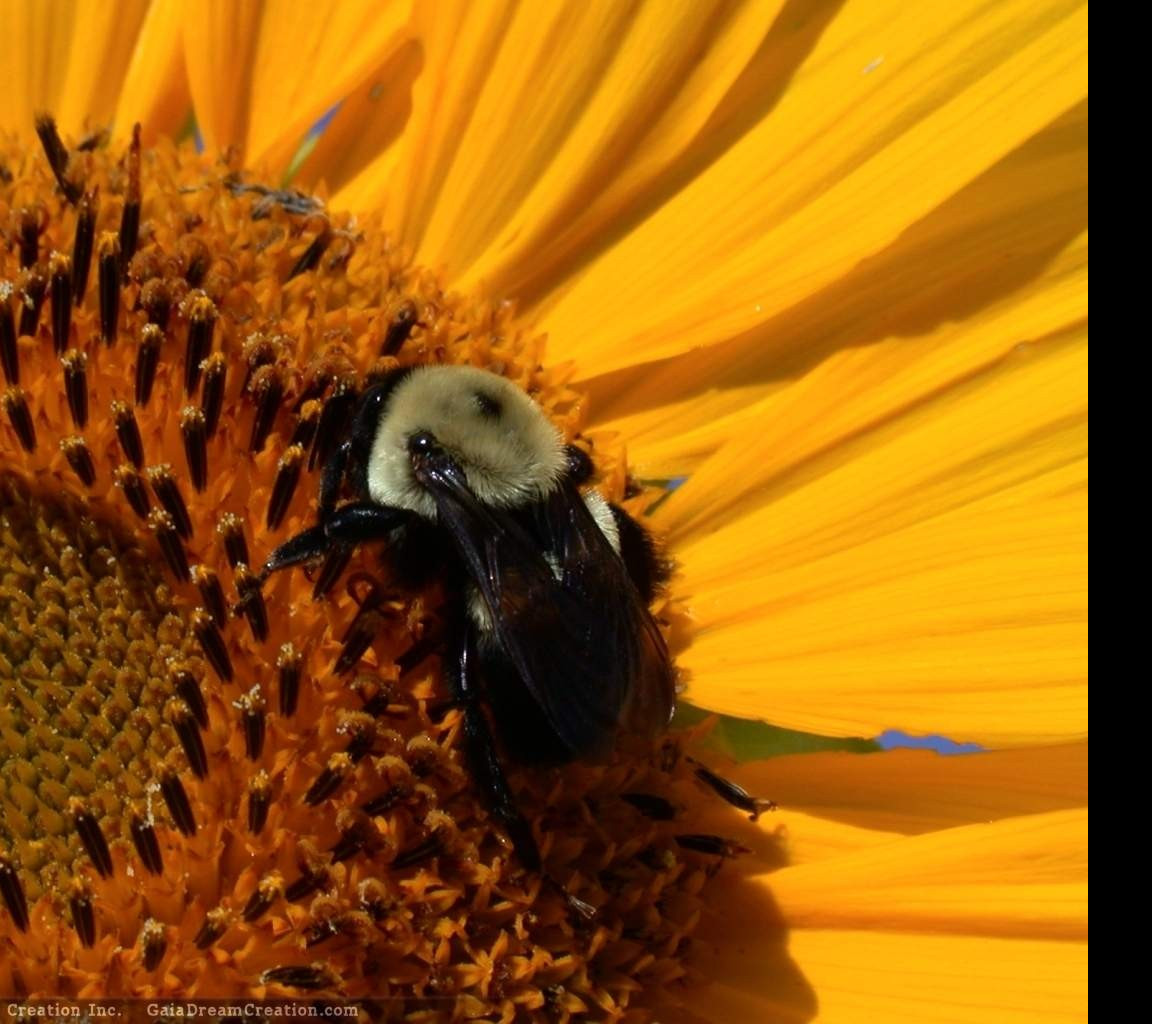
[0,472,197,899]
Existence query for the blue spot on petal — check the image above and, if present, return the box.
[876,729,983,755]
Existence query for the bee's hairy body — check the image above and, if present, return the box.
[262,365,674,869]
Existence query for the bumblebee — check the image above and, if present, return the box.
[263,365,675,868]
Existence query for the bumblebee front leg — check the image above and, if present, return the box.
[263,502,413,596]
[446,612,541,872]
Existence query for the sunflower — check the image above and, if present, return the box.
[0,1,1087,1021]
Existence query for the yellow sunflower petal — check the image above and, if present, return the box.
[113,0,192,143]
[770,809,1086,937]
[681,744,1087,870]
[771,811,901,867]
[666,325,1086,745]
[661,264,1087,540]
[675,769,897,870]
[675,809,1087,1023]
[333,0,517,233]
[292,39,422,197]
[677,932,1088,1024]
[0,0,151,135]
[411,0,782,287]
[729,743,1088,838]
[535,0,1086,374]
[183,0,410,167]
[586,109,1087,477]
[180,0,261,153]
[786,932,1087,1024]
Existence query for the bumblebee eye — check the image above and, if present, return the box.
[473,391,502,419]
[565,445,594,485]
[407,431,438,456]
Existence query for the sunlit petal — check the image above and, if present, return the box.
[412,0,781,287]
[729,743,1088,839]
[333,0,517,229]
[586,110,1087,477]
[666,322,1086,745]
[180,0,260,152]
[678,930,1088,1024]
[770,809,1086,936]
[674,809,1086,1023]
[540,0,1086,374]
[0,0,151,134]
[294,40,423,197]
[113,0,191,143]
[183,0,410,168]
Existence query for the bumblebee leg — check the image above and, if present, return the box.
[263,525,328,574]
[317,439,351,518]
[447,615,541,871]
[308,502,413,597]
[262,502,412,590]
[321,501,411,541]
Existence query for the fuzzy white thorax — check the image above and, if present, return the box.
[367,366,567,519]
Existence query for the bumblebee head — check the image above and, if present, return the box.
[367,366,566,518]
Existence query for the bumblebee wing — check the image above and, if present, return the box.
[424,463,672,758]
[538,482,676,743]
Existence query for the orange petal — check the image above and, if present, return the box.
[183,0,410,169]
[0,0,151,136]
[336,0,524,236]
[585,108,1087,478]
[682,744,1087,869]
[677,931,1088,1024]
[786,931,1087,1024]
[769,809,1087,937]
[730,743,1088,838]
[292,39,422,196]
[658,234,1087,541]
[114,0,192,144]
[405,0,782,285]
[692,803,899,873]
[536,0,1086,374]
[667,325,1086,745]
[180,0,261,153]
[674,809,1087,1023]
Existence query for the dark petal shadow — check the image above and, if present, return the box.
[657,804,819,1023]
